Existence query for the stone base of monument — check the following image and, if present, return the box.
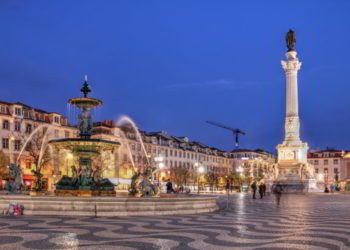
[0,195,218,217]
[54,190,117,197]
[302,178,320,192]
[273,179,305,193]
[275,163,321,193]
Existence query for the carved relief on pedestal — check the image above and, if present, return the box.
[279,149,295,161]
[284,116,300,142]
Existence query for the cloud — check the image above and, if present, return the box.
[164,79,257,90]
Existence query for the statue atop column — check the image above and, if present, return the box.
[286,29,296,52]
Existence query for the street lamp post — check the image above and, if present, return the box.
[197,165,205,194]
[153,155,164,185]
[237,165,244,192]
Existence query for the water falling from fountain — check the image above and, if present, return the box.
[115,115,150,166]
[16,124,50,165]
[37,127,52,168]
[118,131,136,171]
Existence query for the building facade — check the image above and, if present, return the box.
[91,120,276,191]
[308,149,350,186]
[0,101,77,189]
[0,101,276,192]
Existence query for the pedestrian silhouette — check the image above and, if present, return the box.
[258,182,264,199]
[251,181,257,199]
[273,182,283,207]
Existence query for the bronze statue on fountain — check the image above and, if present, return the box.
[4,164,23,193]
[49,77,120,196]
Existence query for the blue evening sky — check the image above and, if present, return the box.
[0,0,349,152]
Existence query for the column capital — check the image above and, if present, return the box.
[281,60,302,72]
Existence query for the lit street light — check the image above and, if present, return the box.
[152,155,165,184]
[237,165,244,192]
[196,163,206,194]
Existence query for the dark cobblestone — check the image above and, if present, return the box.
[0,193,349,249]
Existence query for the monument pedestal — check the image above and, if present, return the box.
[275,142,319,192]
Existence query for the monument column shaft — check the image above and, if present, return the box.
[286,71,299,117]
[281,51,302,143]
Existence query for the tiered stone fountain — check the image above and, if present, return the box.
[0,78,219,216]
[49,79,120,196]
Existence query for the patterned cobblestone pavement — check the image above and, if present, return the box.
[1,193,350,250]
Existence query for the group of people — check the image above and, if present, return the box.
[250,180,284,207]
[250,181,266,199]
[165,180,190,194]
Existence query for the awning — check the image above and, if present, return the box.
[23,175,35,181]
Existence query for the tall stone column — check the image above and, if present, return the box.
[277,49,308,164]
[277,50,309,164]
[274,30,319,193]
[282,51,302,144]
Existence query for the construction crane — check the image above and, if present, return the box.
[206,120,246,149]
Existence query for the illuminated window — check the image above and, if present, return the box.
[15,107,22,116]
[2,120,9,130]
[0,106,6,113]
[64,131,70,138]
[14,140,21,151]
[2,138,9,149]
[25,124,32,133]
[14,121,21,131]
[25,159,32,169]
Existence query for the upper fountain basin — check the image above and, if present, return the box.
[49,138,120,153]
[68,97,103,109]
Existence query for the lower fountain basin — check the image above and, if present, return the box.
[0,195,218,217]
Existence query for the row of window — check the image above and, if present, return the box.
[2,138,21,150]
[126,153,230,171]
[2,120,33,133]
[1,129,71,150]
[311,159,339,165]
[315,167,339,174]
[129,143,232,164]
[2,119,71,138]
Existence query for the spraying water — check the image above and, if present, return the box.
[118,131,136,171]
[37,127,53,168]
[16,124,50,165]
[115,115,150,166]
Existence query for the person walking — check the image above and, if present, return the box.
[262,182,266,197]
[273,182,283,207]
[166,179,173,194]
[251,181,257,199]
[258,183,264,199]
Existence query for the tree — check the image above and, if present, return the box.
[23,131,52,191]
[171,167,190,188]
[206,172,220,192]
[92,151,114,176]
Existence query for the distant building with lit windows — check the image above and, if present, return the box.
[0,101,77,189]
[308,149,350,185]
